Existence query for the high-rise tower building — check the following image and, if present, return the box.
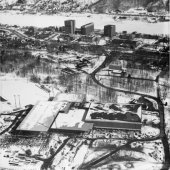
[104,25,116,37]
[64,20,76,34]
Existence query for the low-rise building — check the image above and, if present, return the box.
[112,38,138,48]
[80,35,95,43]
[16,101,67,132]
[51,108,93,133]
[84,103,142,130]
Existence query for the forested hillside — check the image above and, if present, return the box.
[0,0,169,12]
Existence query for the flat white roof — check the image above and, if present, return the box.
[17,101,67,132]
[53,93,85,103]
[51,109,93,131]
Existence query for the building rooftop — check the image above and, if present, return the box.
[81,22,94,28]
[85,103,142,130]
[53,93,86,103]
[64,19,75,22]
[104,25,115,27]
[17,101,67,132]
[51,109,93,132]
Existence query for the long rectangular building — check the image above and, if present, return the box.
[17,101,68,132]
[84,103,142,130]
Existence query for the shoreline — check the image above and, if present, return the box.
[0,10,169,35]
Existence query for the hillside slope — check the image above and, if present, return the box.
[90,0,169,12]
[0,0,169,12]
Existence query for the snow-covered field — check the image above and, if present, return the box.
[0,11,169,35]
[0,74,48,109]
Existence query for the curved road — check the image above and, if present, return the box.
[87,50,170,168]
[0,26,169,168]
[89,51,158,100]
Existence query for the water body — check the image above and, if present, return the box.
[0,11,169,35]
[0,11,169,103]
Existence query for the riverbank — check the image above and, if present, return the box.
[0,11,169,35]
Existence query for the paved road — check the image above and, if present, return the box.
[0,27,31,39]
[87,50,170,168]
[0,27,58,42]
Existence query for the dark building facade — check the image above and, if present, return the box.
[112,38,138,49]
[104,25,116,38]
[80,35,95,42]
[64,20,76,34]
[81,22,94,35]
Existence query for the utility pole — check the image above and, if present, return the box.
[18,95,21,108]
[14,95,17,108]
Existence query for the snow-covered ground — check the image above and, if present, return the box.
[91,162,164,170]
[0,11,169,35]
[71,144,88,168]
[0,74,49,109]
